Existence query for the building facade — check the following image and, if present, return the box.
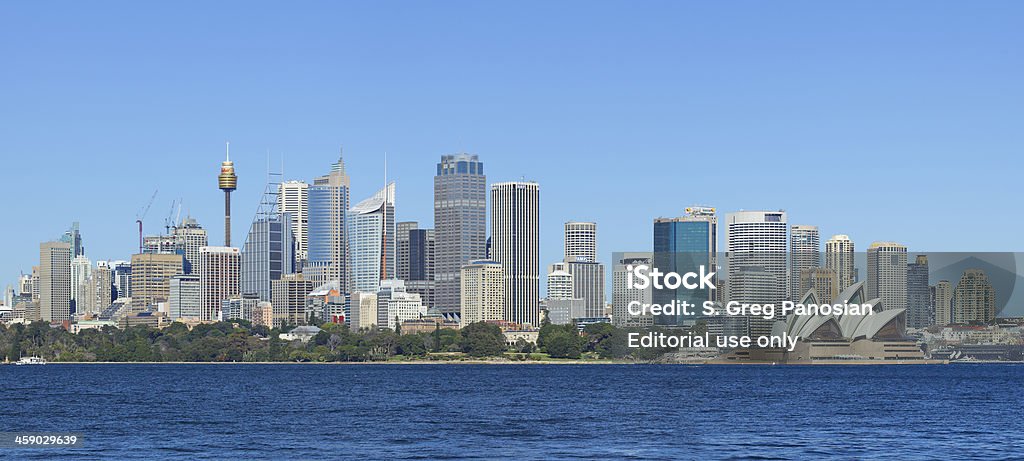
[433,154,486,315]
[491,181,540,327]
[789,225,820,300]
[460,260,504,327]
[199,246,240,321]
[305,152,350,289]
[40,241,72,322]
[825,234,856,293]
[866,242,907,312]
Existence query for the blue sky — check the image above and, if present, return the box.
[1,1,1022,287]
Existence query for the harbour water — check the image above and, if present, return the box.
[1,363,1021,459]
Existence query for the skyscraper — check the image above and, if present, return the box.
[726,210,786,338]
[560,221,605,318]
[953,269,995,324]
[278,180,309,266]
[654,207,718,325]
[174,217,208,275]
[199,246,240,321]
[825,235,856,293]
[396,221,417,281]
[39,241,72,323]
[242,213,295,302]
[612,253,653,327]
[89,261,113,314]
[460,260,504,327]
[70,255,92,306]
[242,178,295,302]
[168,274,201,319]
[934,280,954,326]
[866,241,907,312]
[397,222,436,309]
[60,222,85,258]
[433,154,486,316]
[907,255,931,328]
[347,182,395,294]
[789,225,820,300]
[491,181,540,327]
[129,253,183,312]
[564,222,597,263]
[305,151,350,289]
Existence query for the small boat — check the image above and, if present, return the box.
[14,356,46,365]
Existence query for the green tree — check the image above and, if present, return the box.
[545,330,583,359]
[459,322,506,357]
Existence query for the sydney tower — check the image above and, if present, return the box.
[218,142,238,246]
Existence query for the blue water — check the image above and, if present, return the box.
[1,364,1021,460]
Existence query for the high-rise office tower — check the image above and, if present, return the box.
[825,235,856,293]
[168,274,201,319]
[433,154,486,315]
[305,151,350,289]
[567,261,605,318]
[726,210,786,338]
[460,260,505,327]
[31,266,40,302]
[561,221,605,318]
[130,253,184,312]
[491,181,540,327]
[39,241,72,323]
[953,269,996,324]
[242,213,294,302]
[278,180,309,266]
[271,273,314,328]
[199,246,240,321]
[397,222,436,309]
[907,255,931,328]
[347,182,396,294]
[654,207,718,325]
[564,222,597,263]
[174,217,208,274]
[86,261,113,315]
[866,242,907,312]
[612,253,654,327]
[396,221,418,281]
[60,222,85,258]
[70,255,92,306]
[726,210,786,305]
[112,261,131,299]
[933,280,954,326]
[242,179,295,302]
[218,143,238,247]
[789,225,820,300]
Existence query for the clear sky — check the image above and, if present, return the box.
[1,1,1022,288]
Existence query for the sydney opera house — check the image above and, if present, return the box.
[719,282,928,363]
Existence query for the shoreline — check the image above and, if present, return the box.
[9,359,1016,366]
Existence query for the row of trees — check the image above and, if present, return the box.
[0,319,674,363]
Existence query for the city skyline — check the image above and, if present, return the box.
[3,2,1022,287]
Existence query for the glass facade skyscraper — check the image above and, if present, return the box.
[652,206,717,326]
[347,182,395,294]
[305,152,350,289]
[241,213,295,302]
[433,154,486,316]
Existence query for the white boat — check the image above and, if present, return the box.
[14,356,46,365]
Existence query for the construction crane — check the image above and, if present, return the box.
[164,198,181,236]
[136,189,158,254]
